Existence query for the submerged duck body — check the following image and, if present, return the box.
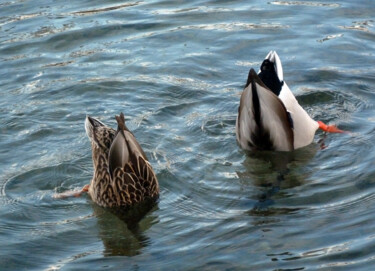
[236,51,342,152]
[85,113,159,208]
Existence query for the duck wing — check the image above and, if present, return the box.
[111,154,159,206]
[108,113,159,206]
[236,69,294,151]
[108,113,147,177]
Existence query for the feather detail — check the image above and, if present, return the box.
[236,69,294,151]
[237,51,321,152]
[85,113,159,208]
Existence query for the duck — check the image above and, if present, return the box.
[79,112,159,208]
[236,50,346,152]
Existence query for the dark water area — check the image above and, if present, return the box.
[1,0,375,270]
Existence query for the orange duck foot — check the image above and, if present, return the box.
[317,121,349,134]
[53,184,89,199]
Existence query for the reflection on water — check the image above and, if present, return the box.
[92,202,159,257]
[1,0,375,270]
[238,144,318,212]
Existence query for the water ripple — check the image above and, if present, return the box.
[176,22,289,31]
[71,2,141,16]
[270,1,341,7]
[1,0,375,270]
[339,20,375,33]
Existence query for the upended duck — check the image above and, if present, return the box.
[236,51,346,152]
[79,112,159,208]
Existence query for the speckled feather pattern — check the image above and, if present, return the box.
[87,115,159,208]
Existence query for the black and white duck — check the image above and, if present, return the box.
[236,51,346,152]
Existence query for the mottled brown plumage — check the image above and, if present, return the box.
[85,113,159,208]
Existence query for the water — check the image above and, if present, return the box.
[1,0,375,270]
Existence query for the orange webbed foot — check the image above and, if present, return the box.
[317,121,349,134]
[53,184,90,199]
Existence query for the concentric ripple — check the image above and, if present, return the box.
[1,0,375,270]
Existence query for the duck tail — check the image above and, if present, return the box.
[115,112,128,132]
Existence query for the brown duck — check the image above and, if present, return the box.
[82,112,159,208]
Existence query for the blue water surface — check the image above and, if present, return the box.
[1,0,375,270]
